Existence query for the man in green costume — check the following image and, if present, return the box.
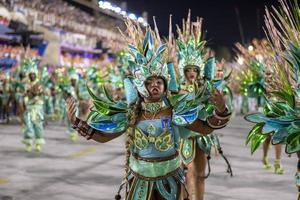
[22,59,45,152]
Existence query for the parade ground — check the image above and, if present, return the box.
[0,116,298,200]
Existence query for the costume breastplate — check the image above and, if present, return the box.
[181,84,195,93]
[133,118,178,158]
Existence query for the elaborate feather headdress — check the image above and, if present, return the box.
[176,10,214,83]
[120,18,176,97]
[22,58,38,74]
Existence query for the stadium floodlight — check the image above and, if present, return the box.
[255,54,263,62]
[237,56,244,65]
[115,7,121,13]
[102,1,112,9]
[128,13,137,20]
[248,45,254,52]
[98,0,147,24]
[137,17,144,23]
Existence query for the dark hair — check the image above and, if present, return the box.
[123,96,142,187]
[184,65,200,74]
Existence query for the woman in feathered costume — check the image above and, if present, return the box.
[235,39,268,113]
[22,58,45,152]
[236,39,284,173]
[245,0,300,197]
[64,18,230,200]
[174,12,232,200]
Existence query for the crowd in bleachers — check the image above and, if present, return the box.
[1,0,127,52]
[0,45,39,61]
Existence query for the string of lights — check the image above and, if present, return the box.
[98,1,148,26]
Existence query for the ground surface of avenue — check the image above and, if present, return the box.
[0,116,298,200]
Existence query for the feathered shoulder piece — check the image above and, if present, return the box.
[170,82,215,125]
[87,85,128,133]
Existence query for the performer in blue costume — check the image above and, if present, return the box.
[65,19,230,200]
[236,40,284,173]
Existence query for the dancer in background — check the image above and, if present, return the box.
[0,72,11,123]
[62,67,79,141]
[14,70,27,123]
[41,66,55,122]
[236,40,284,174]
[22,59,45,152]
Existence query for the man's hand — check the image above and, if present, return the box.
[65,96,77,124]
[211,89,226,113]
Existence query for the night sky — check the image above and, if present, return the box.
[116,0,280,59]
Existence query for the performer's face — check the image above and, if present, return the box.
[145,76,166,101]
[29,73,36,82]
[113,88,123,101]
[184,66,199,83]
[71,79,77,87]
[19,73,25,80]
